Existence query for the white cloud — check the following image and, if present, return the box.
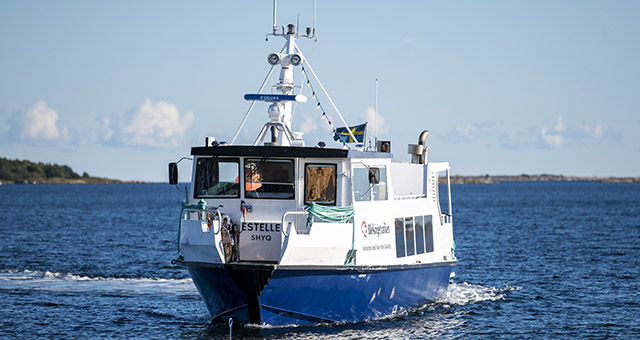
[537,116,616,148]
[584,121,603,138]
[439,116,616,150]
[554,116,566,132]
[362,106,388,134]
[457,124,478,141]
[0,101,70,145]
[444,122,496,144]
[299,114,318,134]
[101,98,194,148]
[540,126,563,148]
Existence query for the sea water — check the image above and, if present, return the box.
[1,182,638,339]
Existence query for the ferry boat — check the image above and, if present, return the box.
[168,2,456,326]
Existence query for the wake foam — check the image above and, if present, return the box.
[0,269,197,295]
[439,281,521,305]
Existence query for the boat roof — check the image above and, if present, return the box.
[191,145,393,159]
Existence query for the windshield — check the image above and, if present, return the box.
[244,158,294,199]
[194,157,240,198]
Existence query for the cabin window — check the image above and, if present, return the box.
[437,170,452,219]
[353,165,388,202]
[396,215,434,258]
[415,215,425,254]
[353,165,371,202]
[304,164,337,205]
[405,217,415,256]
[244,158,294,199]
[194,157,240,198]
[424,215,434,253]
[372,166,388,201]
[395,217,405,257]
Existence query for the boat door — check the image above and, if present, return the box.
[238,157,296,263]
[297,158,342,231]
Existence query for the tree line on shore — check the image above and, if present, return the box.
[0,157,120,184]
[447,174,640,184]
[2,156,636,185]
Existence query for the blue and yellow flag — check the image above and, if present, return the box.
[333,123,366,143]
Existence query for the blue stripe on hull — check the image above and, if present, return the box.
[261,265,453,325]
[187,264,452,326]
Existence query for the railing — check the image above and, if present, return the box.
[280,211,310,237]
[182,207,222,234]
[441,213,452,225]
[393,194,426,201]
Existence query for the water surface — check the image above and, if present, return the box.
[1,182,638,339]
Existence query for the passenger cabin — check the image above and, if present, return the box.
[176,143,454,268]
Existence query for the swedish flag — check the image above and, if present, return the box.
[333,123,367,143]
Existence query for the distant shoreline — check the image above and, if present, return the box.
[0,157,151,185]
[2,175,638,185]
[0,179,153,185]
[448,174,640,184]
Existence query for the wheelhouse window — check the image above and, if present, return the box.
[305,164,337,205]
[194,157,240,198]
[372,166,388,201]
[353,164,388,202]
[353,165,371,202]
[244,158,294,199]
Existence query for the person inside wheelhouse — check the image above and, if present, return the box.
[244,158,294,199]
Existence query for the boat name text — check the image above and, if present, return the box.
[241,222,281,233]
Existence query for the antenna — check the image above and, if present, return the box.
[375,79,378,147]
[272,0,277,34]
[296,14,300,35]
[313,0,316,36]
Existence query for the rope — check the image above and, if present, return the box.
[172,199,207,264]
[305,202,356,265]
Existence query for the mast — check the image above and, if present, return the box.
[237,0,358,147]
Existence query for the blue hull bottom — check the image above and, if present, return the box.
[188,263,453,326]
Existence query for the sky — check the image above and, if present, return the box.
[1,0,639,182]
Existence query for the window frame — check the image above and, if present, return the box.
[372,165,388,201]
[415,215,425,255]
[193,157,241,199]
[352,163,388,202]
[352,164,372,202]
[405,217,415,256]
[304,163,338,206]
[395,217,406,258]
[243,158,295,200]
[424,215,434,253]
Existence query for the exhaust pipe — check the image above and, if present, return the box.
[408,130,429,164]
[418,130,430,146]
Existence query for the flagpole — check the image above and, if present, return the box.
[375,78,378,148]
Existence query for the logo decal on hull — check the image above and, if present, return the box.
[361,222,390,237]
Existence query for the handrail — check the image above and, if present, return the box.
[280,211,310,237]
[393,194,426,200]
[182,208,223,234]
